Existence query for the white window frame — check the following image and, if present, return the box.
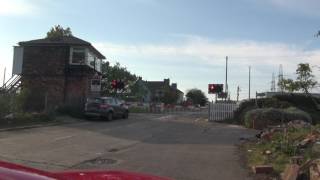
[69,47,88,65]
[86,51,95,68]
[90,79,101,92]
[95,58,102,72]
[69,47,102,73]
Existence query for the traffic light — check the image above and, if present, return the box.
[111,80,117,89]
[208,84,223,94]
[111,80,125,90]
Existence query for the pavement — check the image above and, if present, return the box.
[0,112,257,180]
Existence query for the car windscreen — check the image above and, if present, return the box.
[102,98,113,104]
[87,98,102,103]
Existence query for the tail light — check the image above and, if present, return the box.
[99,104,110,109]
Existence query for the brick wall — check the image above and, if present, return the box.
[21,45,100,110]
[21,46,68,110]
[22,46,69,76]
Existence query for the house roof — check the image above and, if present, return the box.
[146,81,184,94]
[19,36,106,59]
[146,81,168,92]
[176,89,184,94]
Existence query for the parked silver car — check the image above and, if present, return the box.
[84,97,129,120]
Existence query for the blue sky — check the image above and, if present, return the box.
[0,0,320,100]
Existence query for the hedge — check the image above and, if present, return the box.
[234,98,291,124]
[244,107,312,129]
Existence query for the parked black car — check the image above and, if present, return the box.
[84,97,129,120]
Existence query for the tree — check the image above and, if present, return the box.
[186,89,207,106]
[46,25,72,40]
[129,78,149,102]
[278,78,299,93]
[295,63,317,94]
[161,90,179,105]
[279,63,317,94]
[101,61,138,96]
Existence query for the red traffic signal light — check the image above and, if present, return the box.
[209,84,215,91]
[208,84,223,94]
[111,80,125,90]
[111,80,117,89]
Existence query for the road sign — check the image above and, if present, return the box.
[256,92,266,97]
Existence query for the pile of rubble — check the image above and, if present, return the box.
[250,120,320,180]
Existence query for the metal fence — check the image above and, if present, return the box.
[208,102,239,121]
[128,103,206,114]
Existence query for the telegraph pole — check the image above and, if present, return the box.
[237,86,240,102]
[249,66,251,100]
[2,67,6,87]
[225,56,228,101]
[271,72,276,92]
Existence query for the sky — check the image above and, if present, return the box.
[0,0,320,100]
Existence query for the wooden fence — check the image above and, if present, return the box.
[208,102,239,121]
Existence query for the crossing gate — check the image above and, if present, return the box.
[208,102,239,121]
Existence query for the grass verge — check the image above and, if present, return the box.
[243,125,320,174]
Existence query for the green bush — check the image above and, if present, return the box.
[11,89,31,113]
[0,94,11,118]
[274,94,318,109]
[13,112,53,122]
[234,94,320,125]
[0,112,54,128]
[257,98,291,108]
[244,107,311,129]
[234,98,291,124]
[56,105,84,118]
[129,106,149,113]
[274,94,320,123]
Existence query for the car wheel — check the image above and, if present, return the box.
[106,112,113,121]
[122,111,129,119]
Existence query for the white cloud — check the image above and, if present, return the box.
[0,0,37,16]
[94,36,320,74]
[264,0,320,17]
[93,36,320,97]
[0,45,13,85]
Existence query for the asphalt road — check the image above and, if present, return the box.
[0,112,257,180]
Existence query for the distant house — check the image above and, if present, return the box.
[127,78,151,103]
[11,35,106,110]
[146,78,184,104]
[171,83,184,104]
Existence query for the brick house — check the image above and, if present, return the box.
[12,35,106,111]
[146,78,184,104]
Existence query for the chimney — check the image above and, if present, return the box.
[164,78,170,86]
[171,83,177,90]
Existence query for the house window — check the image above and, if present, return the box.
[87,51,95,68]
[91,79,101,92]
[95,58,101,72]
[70,47,86,64]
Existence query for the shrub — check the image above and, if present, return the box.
[129,106,149,113]
[0,94,11,118]
[274,94,320,123]
[245,107,311,129]
[56,105,84,118]
[234,98,291,124]
[11,89,30,113]
[274,94,318,109]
